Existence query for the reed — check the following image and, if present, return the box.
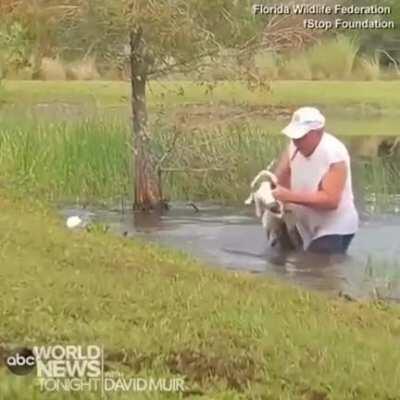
[359,156,400,213]
[354,55,381,81]
[0,116,285,205]
[0,117,131,204]
[0,115,397,210]
[307,35,360,80]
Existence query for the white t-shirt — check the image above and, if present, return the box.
[288,132,359,250]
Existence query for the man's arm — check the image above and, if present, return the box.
[273,148,291,189]
[272,161,347,210]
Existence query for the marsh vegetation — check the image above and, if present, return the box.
[1,81,400,209]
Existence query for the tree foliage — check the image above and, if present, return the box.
[0,0,270,77]
[340,0,400,66]
[0,22,31,78]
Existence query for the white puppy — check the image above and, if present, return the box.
[245,165,302,250]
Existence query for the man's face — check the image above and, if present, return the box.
[293,129,322,157]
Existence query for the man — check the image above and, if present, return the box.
[272,107,359,254]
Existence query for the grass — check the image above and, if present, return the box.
[249,35,383,82]
[360,156,400,211]
[2,80,400,112]
[259,36,361,81]
[355,56,381,81]
[279,54,312,80]
[0,191,400,398]
[0,33,392,84]
[254,50,280,80]
[0,118,131,204]
[1,43,400,399]
[0,79,399,206]
[306,35,359,80]
[0,117,286,204]
[0,114,399,206]
[0,79,399,398]
[157,124,285,204]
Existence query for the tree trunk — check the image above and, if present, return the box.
[130,28,163,212]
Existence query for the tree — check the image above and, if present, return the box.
[0,22,31,78]
[2,0,263,210]
[2,1,315,211]
[0,1,85,76]
[118,0,265,211]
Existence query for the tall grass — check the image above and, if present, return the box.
[197,37,376,82]
[279,54,312,80]
[195,35,383,82]
[306,35,360,80]
[354,55,381,81]
[158,124,285,203]
[66,57,101,80]
[264,35,383,81]
[0,115,398,208]
[0,117,285,205]
[254,34,395,82]
[254,50,280,80]
[0,118,131,204]
[359,157,400,212]
[38,57,67,80]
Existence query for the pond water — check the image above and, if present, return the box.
[60,200,400,302]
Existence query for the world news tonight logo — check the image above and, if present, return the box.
[5,345,103,392]
[4,345,185,394]
[5,347,37,376]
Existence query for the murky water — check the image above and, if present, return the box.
[60,201,400,302]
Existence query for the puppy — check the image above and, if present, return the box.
[245,166,302,250]
[245,171,281,215]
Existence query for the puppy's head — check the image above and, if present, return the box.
[257,181,283,218]
[257,181,276,206]
[245,166,278,207]
[250,170,278,190]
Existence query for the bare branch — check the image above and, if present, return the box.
[148,48,220,77]
[155,128,182,170]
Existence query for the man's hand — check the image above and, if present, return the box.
[272,185,294,203]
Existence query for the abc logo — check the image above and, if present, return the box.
[5,347,36,376]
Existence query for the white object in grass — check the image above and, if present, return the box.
[66,216,83,229]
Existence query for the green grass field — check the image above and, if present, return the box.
[0,192,400,399]
[0,79,399,206]
[2,80,400,111]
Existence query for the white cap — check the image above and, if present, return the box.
[282,107,325,139]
